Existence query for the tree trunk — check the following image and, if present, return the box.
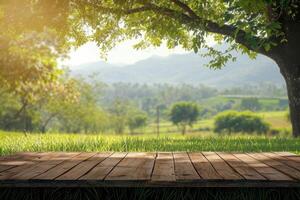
[271,20,300,137]
[181,125,186,135]
[277,62,300,137]
[40,113,57,133]
[285,76,300,137]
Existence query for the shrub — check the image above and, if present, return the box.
[214,111,270,134]
[128,114,147,134]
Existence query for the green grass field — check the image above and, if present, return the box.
[1,131,299,155]
[0,111,294,155]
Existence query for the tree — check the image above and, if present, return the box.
[55,78,109,134]
[0,1,72,89]
[36,78,80,133]
[170,102,199,135]
[73,1,300,137]
[214,111,270,134]
[109,99,131,134]
[0,1,75,129]
[240,98,261,111]
[128,114,147,134]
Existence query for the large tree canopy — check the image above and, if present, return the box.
[0,0,73,93]
[72,0,296,64]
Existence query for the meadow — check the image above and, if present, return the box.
[1,131,300,155]
[145,111,290,134]
[0,110,295,155]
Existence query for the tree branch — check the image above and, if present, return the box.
[92,2,268,55]
[169,0,199,19]
[168,0,269,55]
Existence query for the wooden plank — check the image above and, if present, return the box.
[151,152,175,182]
[263,152,300,173]
[217,152,266,180]
[173,152,200,181]
[0,153,41,173]
[275,152,296,156]
[233,153,293,181]
[56,152,112,180]
[275,152,300,163]
[9,153,79,180]
[249,153,300,180]
[33,153,96,180]
[106,152,156,181]
[0,153,56,180]
[0,152,37,161]
[203,152,243,180]
[80,152,127,180]
[247,153,300,180]
[189,152,222,180]
[0,153,40,166]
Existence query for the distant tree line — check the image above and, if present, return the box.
[100,82,288,119]
[0,73,289,134]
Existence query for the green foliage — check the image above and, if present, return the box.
[0,131,299,155]
[108,100,131,134]
[54,78,109,134]
[101,83,217,119]
[0,76,111,134]
[214,111,270,134]
[170,102,199,135]
[240,98,261,111]
[70,0,298,68]
[0,1,71,96]
[128,114,147,134]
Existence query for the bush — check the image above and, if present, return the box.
[128,114,147,134]
[214,111,270,134]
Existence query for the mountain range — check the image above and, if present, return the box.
[70,51,285,88]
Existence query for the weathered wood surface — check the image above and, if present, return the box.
[0,152,300,187]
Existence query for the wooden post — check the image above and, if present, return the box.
[156,106,160,137]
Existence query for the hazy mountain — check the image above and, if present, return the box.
[71,51,285,88]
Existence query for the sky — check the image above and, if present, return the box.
[63,40,188,67]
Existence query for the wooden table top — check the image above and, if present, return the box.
[0,152,300,188]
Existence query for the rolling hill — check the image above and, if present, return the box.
[70,51,285,88]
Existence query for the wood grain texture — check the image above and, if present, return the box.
[275,152,300,163]
[0,153,56,180]
[189,152,222,180]
[80,152,127,180]
[173,152,200,181]
[152,152,175,182]
[56,152,112,180]
[217,152,266,180]
[106,152,156,181]
[0,152,299,188]
[34,153,96,180]
[203,152,243,180]
[10,152,79,180]
[262,153,300,177]
[247,153,300,180]
[0,153,41,173]
[233,153,292,181]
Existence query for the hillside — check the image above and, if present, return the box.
[71,52,285,88]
